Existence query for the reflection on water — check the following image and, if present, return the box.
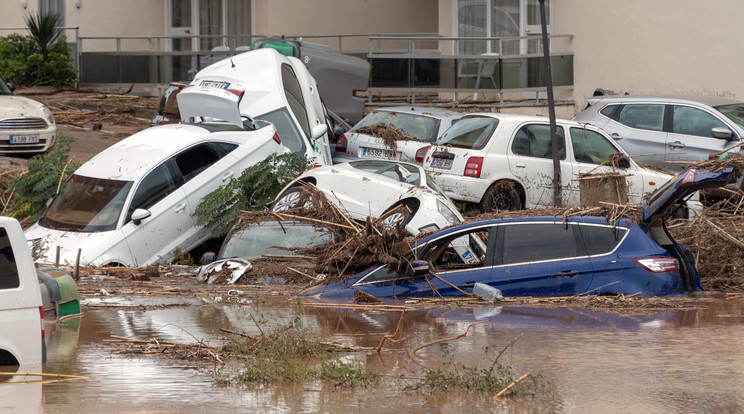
[13,296,744,413]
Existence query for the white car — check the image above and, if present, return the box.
[271,160,464,235]
[0,75,56,154]
[25,87,289,267]
[187,48,332,166]
[334,106,463,164]
[424,114,675,213]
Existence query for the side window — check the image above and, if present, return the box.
[570,127,621,164]
[281,64,311,139]
[256,108,306,154]
[0,228,19,290]
[500,223,579,265]
[175,144,222,182]
[511,124,566,159]
[213,142,238,154]
[578,225,627,255]
[672,105,727,137]
[599,104,618,118]
[426,229,490,271]
[617,104,665,131]
[128,163,178,218]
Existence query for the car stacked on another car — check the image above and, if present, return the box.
[334,106,463,164]
[0,75,56,154]
[572,95,744,170]
[423,113,678,213]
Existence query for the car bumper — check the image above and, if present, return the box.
[427,172,490,203]
[0,128,56,153]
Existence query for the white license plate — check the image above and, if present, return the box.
[10,135,40,144]
[199,80,230,89]
[431,157,453,170]
[361,147,393,158]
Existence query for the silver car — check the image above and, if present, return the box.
[572,95,744,171]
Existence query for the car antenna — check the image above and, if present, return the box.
[229,56,236,68]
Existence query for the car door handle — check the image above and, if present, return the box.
[362,176,371,181]
[669,141,686,148]
[555,270,578,277]
[222,171,234,182]
[611,133,622,140]
[516,162,526,168]
[174,203,187,213]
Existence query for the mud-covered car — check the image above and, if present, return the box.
[271,159,464,236]
[0,75,56,154]
[304,167,735,299]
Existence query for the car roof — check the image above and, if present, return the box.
[74,124,221,181]
[587,95,744,107]
[461,112,589,127]
[372,106,463,120]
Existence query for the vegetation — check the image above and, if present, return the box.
[11,136,77,221]
[0,13,78,87]
[193,152,312,237]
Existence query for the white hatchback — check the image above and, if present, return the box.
[25,88,289,267]
[0,76,56,154]
[424,114,674,212]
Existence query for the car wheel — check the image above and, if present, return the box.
[479,182,522,213]
[271,184,312,212]
[381,201,416,231]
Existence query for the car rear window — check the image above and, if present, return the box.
[435,117,498,149]
[353,111,441,142]
[0,228,19,290]
[578,224,627,255]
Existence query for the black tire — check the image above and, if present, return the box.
[479,182,522,213]
[381,201,417,230]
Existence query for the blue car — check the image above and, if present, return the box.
[303,167,736,299]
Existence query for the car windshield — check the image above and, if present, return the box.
[348,160,422,186]
[39,175,133,232]
[352,111,441,142]
[436,117,499,149]
[219,222,332,260]
[714,104,744,130]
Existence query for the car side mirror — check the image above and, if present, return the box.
[404,260,430,277]
[311,124,328,140]
[131,208,151,225]
[712,127,733,140]
[616,154,631,169]
[200,252,216,264]
[6,83,15,93]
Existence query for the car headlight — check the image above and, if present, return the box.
[436,199,462,224]
[42,106,55,125]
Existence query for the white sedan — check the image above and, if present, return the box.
[0,75,56,154]
[424,113,677,213]
[25,87,289,267]
[271,160,464,235]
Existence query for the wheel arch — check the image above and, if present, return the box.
[479,178,526,207]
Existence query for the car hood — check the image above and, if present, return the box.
[24,224,124,266]
[642,167,736,226]
[0,95,46,118]
[177,85,243,128]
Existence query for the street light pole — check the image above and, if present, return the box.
[539,0,561,207]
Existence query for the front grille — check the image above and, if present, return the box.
[0,117,49,130]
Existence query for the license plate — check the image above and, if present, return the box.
[10,135,40,144]
[361,147,393,159]
[199,80,230,89]
[431,157,453,170]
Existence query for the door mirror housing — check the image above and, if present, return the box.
[711,127,733,140]
[404,260,430,277]
[131,208,151,225]
[311,124,328,140]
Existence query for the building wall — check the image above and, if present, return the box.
[65,0,164,51]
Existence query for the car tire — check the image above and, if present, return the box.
[479,182,522,213]
[271,184,312,212]
[381,200,417,231]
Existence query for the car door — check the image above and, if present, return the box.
[491,222,595,296]
[120,161,191,266]
[576,223,629,293]
[604,103,667,167]
[665,104,736,168]
[506,123,574,207]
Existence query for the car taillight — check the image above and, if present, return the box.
[273,132,282,145]
[415,145,431,163]
[464,156,484,178]
[310,164,323,170]
[634,257,679,273]
[335,134,348,153]
[39,306,45,339]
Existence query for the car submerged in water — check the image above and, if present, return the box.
[303,167,736,299]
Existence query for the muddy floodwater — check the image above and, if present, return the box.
[5,292,744,413]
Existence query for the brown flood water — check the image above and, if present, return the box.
[4,294,744,413]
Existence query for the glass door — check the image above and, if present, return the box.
[167,0,196,81]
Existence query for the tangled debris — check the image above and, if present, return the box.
[355,123,416,153]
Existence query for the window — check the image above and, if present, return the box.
[436,117,498,149]
[617,104,665,131]
[39,0,65,26]
[0,229,19,290]
[349,160,422,185]
[599,104,618,118]
[715,104,744,130]
[500,223,579,264]
[129,163,178,219]
[175,144,222,182]
[511,124,566,159]
[429,230,490,271]
[281,64,311,139]
[578,224,626,255]
[570,127,620,164]
[672,106,727,138]
[256,108,306,154]
[353,111,441,143]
